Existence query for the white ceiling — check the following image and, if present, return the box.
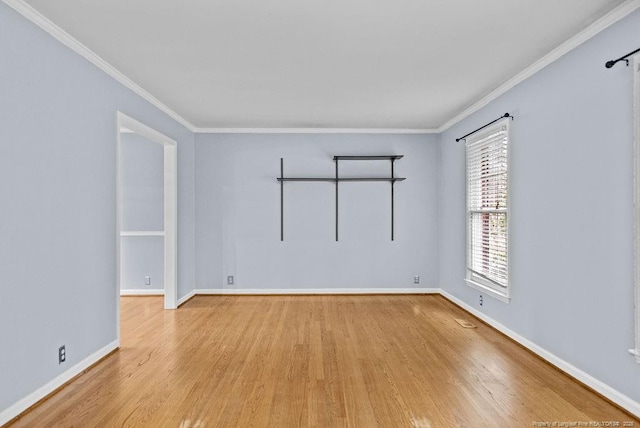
[22,0,627,129]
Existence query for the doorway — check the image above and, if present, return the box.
[116,112,178,340]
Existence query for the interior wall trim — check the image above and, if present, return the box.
[179,287,640,416]
[3,290,640,422]
[193,128,438,134]
[5,0,639,134]
[120,289,164,296]
[436,0,640,133]
[177,290,196,307]
[439,290,640,418]
[194,288,440,295]
[633,55,640,366]
[0,340,119,426]
[120,231,165,237]
[1,0,195,132]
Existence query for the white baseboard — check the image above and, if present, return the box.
[0,339,119,426]
[120,289,164,296]
[195,287,440,295]
[177,290,196,306]
[4,290,638,423]
[439,290,640,418]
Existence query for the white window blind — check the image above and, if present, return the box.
[466,121,509,295]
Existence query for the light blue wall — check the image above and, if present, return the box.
[3,0,640,417]
[120,133,164,291]
[121,133,164,232]
[120,237,164,291]
[438,9,640,403]
[0,2,195,413]
[195,133,440,291]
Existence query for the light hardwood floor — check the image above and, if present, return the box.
[8,295,638,427]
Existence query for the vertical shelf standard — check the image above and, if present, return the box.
[277,155,405,241]
[335,158,339,242]
[280,158,284,241]
[333,156,404,241]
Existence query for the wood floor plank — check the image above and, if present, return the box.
[6,295,638,427]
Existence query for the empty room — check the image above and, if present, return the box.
[2,0,640,426]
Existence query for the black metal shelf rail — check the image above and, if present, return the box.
[277,177,406,182]
[278,155,406,241]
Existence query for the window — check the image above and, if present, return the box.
[465,119,510,302]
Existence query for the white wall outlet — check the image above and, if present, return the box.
[413,275,420,284]
[145,276,151,286]
[227,275,234,285]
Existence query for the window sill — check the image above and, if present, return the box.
[629,349,640,364]
[464,279,511,304]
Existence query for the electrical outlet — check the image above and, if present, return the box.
[58,345,66,364]
[145,276,151,286]
[479,295,483,306]
[227,275,234,285]
[413,275,420,284]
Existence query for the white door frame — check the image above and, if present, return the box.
[116,112,178,337]
[633,55,640,364]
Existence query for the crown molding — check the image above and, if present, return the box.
[4,0,639,135]
[2,0,434,135]
[193,127,438,134]
[2,0,196,132]
[437,0,640,133]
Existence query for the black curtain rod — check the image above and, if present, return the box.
[456,113,513,142]
[605,47,640,68]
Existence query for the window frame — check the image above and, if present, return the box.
[465,117,512,303]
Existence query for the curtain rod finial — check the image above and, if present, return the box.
[605,60,616,68]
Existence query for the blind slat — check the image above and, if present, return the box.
[466,123,509,289]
